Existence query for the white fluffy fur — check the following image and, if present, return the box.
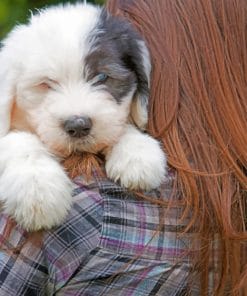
[0,132,72,230]
[106,125,166,190]
[0,4,167,230]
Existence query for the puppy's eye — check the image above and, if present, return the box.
[38,82,52,91]
[35,79,59,91]
[92,73,108,85]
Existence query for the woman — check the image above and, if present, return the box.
[0,0,246,295]
[107,0,247,294]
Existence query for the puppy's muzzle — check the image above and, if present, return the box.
[63,116,92,138]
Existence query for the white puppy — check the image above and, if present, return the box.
[0,4,167,230]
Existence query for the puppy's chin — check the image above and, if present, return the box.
[76,142,109,155]
[46,140,109,159]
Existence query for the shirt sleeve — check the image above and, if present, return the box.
[0,213,48,295]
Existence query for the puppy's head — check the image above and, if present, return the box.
[0,4,150,157]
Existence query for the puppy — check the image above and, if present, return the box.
[0,4,166,230]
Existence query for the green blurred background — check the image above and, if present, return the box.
[0,0,105,39]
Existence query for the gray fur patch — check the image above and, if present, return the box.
[84,8,149,104]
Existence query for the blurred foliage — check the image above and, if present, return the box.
[0,0,105,39]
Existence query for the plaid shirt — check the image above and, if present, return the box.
[0,170,198,296]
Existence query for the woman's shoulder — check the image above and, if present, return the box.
[43,170,193,295]
[43,167,186,264]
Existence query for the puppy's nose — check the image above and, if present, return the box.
[63,116,92,138]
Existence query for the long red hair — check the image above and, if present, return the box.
[107,0,247,295]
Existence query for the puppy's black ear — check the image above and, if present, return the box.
[127,40,150,130]
[99,9,151,130]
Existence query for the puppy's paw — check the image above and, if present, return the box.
[0,132,73,231]
[105,126,167,191]
[0,158,72,231]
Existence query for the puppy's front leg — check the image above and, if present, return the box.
[0,131,72,230]
[105,125,167,191]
